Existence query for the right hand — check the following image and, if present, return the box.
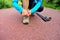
[27,10,31,15]
[22,9,29,16]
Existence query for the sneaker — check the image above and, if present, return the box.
[30,14,35,17]
[22,16,29,24]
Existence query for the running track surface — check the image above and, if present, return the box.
[0,8,60,40]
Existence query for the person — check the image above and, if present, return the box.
[12,0,43,24]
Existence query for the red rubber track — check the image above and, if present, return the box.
[0,8,60,40]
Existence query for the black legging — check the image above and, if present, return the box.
[29,0,43,12]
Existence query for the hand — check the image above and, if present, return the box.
[22,9,29,16]
[27,10,31,15]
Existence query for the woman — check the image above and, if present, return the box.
[12,0,43,24]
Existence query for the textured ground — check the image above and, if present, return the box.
[0,8,60,40]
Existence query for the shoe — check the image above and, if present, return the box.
[22,16,29,24]
[30,14,35,17]
[42,16,52,22]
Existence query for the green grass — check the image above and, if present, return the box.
[0,0,22,9]
[0,0,12,9]
[0,0,60,10]
[42,1,60,10]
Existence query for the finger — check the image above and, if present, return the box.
[22,12,25,16]
[28,12,30,16]
[25,12,29,16]
[22,14,25,16]
[29,12,31,15]
[28,11,31,15]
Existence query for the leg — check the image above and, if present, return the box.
[36,12,52,22]
[37,6,44,12]
[22,0,29,24]
[29,2,36,16]
[22,0,29,9]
